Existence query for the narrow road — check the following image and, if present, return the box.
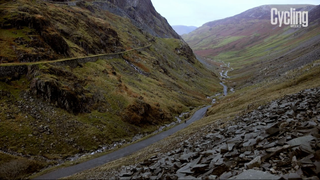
[34,105,211,179]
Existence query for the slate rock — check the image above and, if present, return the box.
[191,164,208,173]
[245,156,261,169]
[287,135,315,153]
[282,172,302,180]
[266,123,280,136]
[229,169,281,179]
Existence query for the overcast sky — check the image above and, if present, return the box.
[151,0,320,27]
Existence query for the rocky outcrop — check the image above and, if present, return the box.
[19,12,70,56]
[29,66,94,114]
[0,66,28,81]
[174,43,196,64]
[122,99,172,125]
[94,0,180,39]
[116,88,320,179]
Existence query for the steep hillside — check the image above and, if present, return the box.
[0,0,220,179]
[0,0,181,63]
[96,0,180,39]
[172,25,197,35]
[183,4,320,88]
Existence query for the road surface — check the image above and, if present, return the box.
[34,105,211,179]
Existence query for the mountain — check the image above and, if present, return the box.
[183,4,320,87]
[0,0,220,178]
[172,25,197,35]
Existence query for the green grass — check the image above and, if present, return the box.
[214,50,240,60]
[210,36,245,49]
[0,152,47,180]
[0,27,31,40]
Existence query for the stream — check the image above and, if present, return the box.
[220,82,228,96]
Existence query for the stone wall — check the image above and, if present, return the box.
[0,44,150,78]
[0,54,121,78]
[43,0,78,6]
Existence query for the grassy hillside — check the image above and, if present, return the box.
[183,5,320,88]
[0,0,221,179]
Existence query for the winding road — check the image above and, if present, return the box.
[34,105,211,179]
[35,58,232,179]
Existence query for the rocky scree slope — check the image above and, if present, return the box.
[0,0,220,179]
[110,88,320,180]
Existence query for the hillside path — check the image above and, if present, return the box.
[34,105,211,179]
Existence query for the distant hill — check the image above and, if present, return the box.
[172,25,197,35]
[183,4,320,87]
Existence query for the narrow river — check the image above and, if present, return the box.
[220,82,228,96]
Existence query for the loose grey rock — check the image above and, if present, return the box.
[113,88,320,180]
[245,156,261,169]
[230,169,281,179]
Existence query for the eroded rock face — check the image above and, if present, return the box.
[123,99,172,125]
[96,0,180,39]
[115,88,320,179]
[29,66,93,114]
[22,13,70,56]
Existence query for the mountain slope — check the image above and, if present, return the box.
[0,0,220,179]
[183,4,320,88]
[172,25,197,35]
[95,0,180,39]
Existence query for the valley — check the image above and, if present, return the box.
[0,1,319,179]
[63,4,320,180]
